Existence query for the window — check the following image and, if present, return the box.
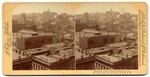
[14,42,17,46]
[88,39,94,48]
[12,42,14,46]
[104,38,108,44]
[41,39,44,44]
[111,38,114,42]
[88,40,93,45]
[13,42,17,46]
[38,66,40,70]
[48,38,52,43]
[26,41,31,46]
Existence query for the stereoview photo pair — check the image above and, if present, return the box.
[2,2,148,75]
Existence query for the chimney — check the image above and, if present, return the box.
[126,53,128,58]
[18,55,21,60]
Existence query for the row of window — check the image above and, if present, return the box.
[32,62,48,70]
[95,62,111,70]
[88,37,115,46]
[25,38,52,46]
[13,41,17,46]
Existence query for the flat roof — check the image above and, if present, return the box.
[18,29,38,34]
[82,28,101,34]
[75,51,89,59]
[80,31,117,38]
[35,55,61,64]
[21,47,49,54]
[122,48,138,57]
[13,51,26,60]
[45,42,65,48]
[108,42,128,48]
[96,48,138,63]
[126,36,137,40]
[83,47,111,54]
[15,30,54,38]
[21,43,73,58]
[97,54,121,63]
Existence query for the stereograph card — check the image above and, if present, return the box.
[2,2,148,75]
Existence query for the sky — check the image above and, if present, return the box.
[12,3,74,15]
[12,3,138,15]
[76,3,138,14]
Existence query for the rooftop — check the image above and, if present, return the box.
[76,47,112,60]
[83,47,112,55]
[22,47,49,55]
[14,29,55,38]
[34,55,62,64]
[18,29,38,35]
[45,42,65,48]
[75,51,89,59]
[96,54,121,63]
[126,36,137,40]
[20,42,74,58]
[96,48,138,64]
[80,29,117,38]
[33,52,73,66]
[13,51,26,60]
[108,42,128,48]
[81,28,101,34]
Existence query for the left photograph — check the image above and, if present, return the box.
[12,3,75,70]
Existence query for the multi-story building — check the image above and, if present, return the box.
[13,29,57,50]
[76,47,112,70]
[13,46,52,70]
[76,56,95,70]
[79,29,121,49]
[32,55,75,70]
[95,47,138,69]
[13,51,32,70]
[31,42,75,70]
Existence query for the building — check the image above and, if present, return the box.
[76,47,112,70]
[13,46,51,70]
[105,9,120,21]
[79,29,120,49]
[13,51,32,70]
[32,42,75,70]
[14,29,57,50]
[32,55,75,70]
[76,56,95,70]
[95,48,138,69]
[75,50,95,70]
[125,36,137,46]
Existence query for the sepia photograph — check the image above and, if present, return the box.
[75,3,138,70]
[2,2,148,75]
[12,3,75,70]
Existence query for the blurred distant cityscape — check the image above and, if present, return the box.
[13,9,74,34]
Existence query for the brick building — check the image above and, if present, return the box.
[13,29,57,50]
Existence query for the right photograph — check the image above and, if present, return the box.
[75,3,138,70]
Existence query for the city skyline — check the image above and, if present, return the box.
[13,3,137,15]
[13,3,74,15]
[75,3,137,14]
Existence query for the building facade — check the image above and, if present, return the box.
[32,56,75,70]
[14,29,57,50]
